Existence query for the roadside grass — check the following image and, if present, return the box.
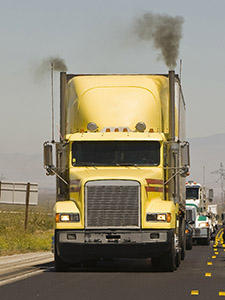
[0,211,53,256]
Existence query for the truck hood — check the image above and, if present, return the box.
[69,166,163,186]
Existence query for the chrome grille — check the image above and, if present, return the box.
[85,180,140,229]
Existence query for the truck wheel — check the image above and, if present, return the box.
[180,219,186,260]
[186,239,193,250]
[55,249,70,272]
[175,250,181,268]
[160,235,176,272]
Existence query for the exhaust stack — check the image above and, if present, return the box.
[169,70,175,141]
[60,72,67,141]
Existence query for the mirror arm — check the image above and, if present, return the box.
[164,166,189,185]
[46,167,69,185]
[164,169,181,185]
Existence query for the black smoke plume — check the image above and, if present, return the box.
[134,12,184,69]
[39,55,68,74]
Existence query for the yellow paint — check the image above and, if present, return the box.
[214,248,218,251]
[205,273,212,277]
[191,290,199,295]
[66,75,172,135]
[207,262,212,265]
[215,252,219,254]
[213,244,218,247]
[219,291,225,296]
[212,256,216,259]
[68,159,176,229]
[56,74,183,234]
[223,244,225,248]
[54,200,83,229]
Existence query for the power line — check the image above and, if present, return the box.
[211,162,225,204]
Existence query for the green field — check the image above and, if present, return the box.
[0,211,53,256]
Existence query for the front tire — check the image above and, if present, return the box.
[160,235,176,272]
[55,249,70,272]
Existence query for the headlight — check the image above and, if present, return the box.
[56,213,80,223]
[146,213,171,222]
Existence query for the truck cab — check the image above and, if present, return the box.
[186,181,211,245]
[44,72,190,272]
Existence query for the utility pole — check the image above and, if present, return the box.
[203,166,206,187]
[211,162,225,205]
[0,173,6,181]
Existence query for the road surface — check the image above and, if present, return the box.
[0,230,224,300]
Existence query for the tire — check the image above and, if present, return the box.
[55,249,70,272]
[160,235,176,272]
[176,250,181,268]
[186,239,193,250]
[180,219,186,260]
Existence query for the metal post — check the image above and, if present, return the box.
[51,63,54,143]
[169,70,175,141]
[60,72,67,141]
[25,182,30,231]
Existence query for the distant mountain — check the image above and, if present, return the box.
[0,133,225,197]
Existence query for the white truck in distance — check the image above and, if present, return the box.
[186,181,213,245]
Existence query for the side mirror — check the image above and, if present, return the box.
[181,142,190,167]
[43,142,55,175]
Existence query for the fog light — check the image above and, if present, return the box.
[67,234,77,240]
[150,233,160,239]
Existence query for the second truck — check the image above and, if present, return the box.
[186,181,214,245]
[44,71,190,272]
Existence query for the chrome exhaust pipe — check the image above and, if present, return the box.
[60,72,67,141]
[169,70,175,141]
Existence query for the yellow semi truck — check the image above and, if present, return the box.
[44,71,190,272]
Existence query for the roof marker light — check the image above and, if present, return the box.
[136,122,146,132]
[87,122,98,132]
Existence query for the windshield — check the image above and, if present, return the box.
[186,187,199,200]
[72,141,160,166]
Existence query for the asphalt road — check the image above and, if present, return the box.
[0,232,225,300]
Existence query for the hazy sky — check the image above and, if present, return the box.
[1,0,225,155]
